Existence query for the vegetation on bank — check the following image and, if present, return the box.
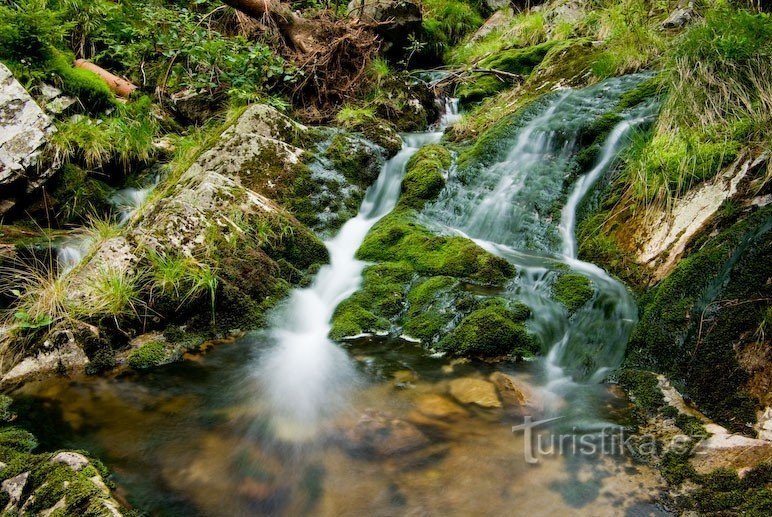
[0,395,122,515]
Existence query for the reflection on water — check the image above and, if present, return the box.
[14,335,668,516]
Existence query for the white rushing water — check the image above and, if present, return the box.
[55,179,157,274]
[254,127,447,440]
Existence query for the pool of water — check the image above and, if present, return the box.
[14,334,669,516]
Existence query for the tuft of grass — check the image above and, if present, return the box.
[80,266,143,319]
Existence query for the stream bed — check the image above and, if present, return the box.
[14,74,670,516]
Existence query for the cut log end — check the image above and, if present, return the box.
[74,59,138,98]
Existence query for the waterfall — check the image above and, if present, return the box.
[420,75,658,421]
[253,129,445,440]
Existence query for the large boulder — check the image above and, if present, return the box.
[0,64,57,216]
[348,0,422,53]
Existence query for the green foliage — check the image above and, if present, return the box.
[421,0,483,59]
[127,340,167,370]
[552,273,593,313]
[438,299,538,358]
[0,0,71,59]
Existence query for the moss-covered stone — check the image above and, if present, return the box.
[616,369,664,413]
[437,298,538,358]
[552,272,593,313]
[46,50,114,111]
[458,41,558,105]
[627,206,771,432]
[127,340,167,369]
[358,208,515,285]
[400,144,451,209]
[324,133,383,189]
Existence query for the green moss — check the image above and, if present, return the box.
[627,207,771,431]
[46,50,114,111]
[552,273,593,313]
[659,449,697,485]
[330,299,390,340]
[616,75,663,110]
[400,144,451,209]
[358,208,514,285]
[438,300,538,358]
[673,413,709,439]
[406,276,457,310]
[0,427,38,452]
[616,369,664,413]
[127,340,167,370]
[324,133,382,188]
[457,41,557,105]
[0,395,15,424]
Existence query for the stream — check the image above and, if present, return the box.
[15,75,669,516]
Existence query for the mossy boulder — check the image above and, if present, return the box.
[401,144,451,209]
[438,299,538,358]
[358,209,514,284]
[552,272,594,313]
[329,262,414,340]
[324,133,383,188]
[335,108,402,157]
[627,206,772,432]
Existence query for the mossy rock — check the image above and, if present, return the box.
[458,41,558,105]
[127,340,169,370]
[357,208,515,285]
[616,369,664,413]
[627,206,771,431]
[552,272,594,313]
[324,133,383,189]
[400,144,451,209]
[438,300,538,358]
[329,262,414,340]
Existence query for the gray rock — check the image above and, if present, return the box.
[1,471,30,509]
[348,0,422,49]
[0,64,57,216]
[662,1,696,29]
[52,451,91,471]
[37,84,77,115]
[0,333,89,387]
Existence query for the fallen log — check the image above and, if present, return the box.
[74,60,137,98]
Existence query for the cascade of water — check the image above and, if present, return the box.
[110,177,158,225]
[253,127,445,440]
[55,177,158,275]
[420,75,657,422]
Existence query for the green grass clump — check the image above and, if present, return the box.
[127,340,167,370]
[552,273,593,313]
[421,0,484,60]
[438,299,537,358]
[400,144,451,209]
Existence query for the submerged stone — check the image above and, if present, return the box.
[449,378,502,408]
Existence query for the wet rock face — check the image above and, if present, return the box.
[0,64,57,216]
